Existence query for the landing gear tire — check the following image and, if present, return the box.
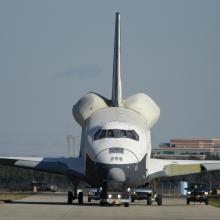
[100,201,105,206]
[124,203,129,207]
[78,192,83,205]
[186,199,190,205]
[147,194,152,205]
[68,191,73,204]
[88,197,91,202]
[157,193,162,206]
[131,198,135,203]
[205,199,208,205]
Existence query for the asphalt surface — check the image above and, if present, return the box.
[0,193,219,220]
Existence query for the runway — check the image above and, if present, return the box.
[0,193,219,220]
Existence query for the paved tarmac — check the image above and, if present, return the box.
[0,193,219,220]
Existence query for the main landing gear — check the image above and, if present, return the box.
[144,192,162,206]
[67,185,84,205]
[68,191,74,204]
[155,193,162,206]
[149,193,163,206]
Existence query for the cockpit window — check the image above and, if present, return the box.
[99,130,107,139]
[119,130,126,138]
[107,130,114,137]
[94,129,139,141]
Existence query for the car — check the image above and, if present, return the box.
[32,181,57,192]
[88,188,100,202]
[131,187,153,205]
[131,184,163,206]
[186,183,209,205]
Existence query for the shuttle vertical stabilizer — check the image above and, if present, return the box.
[112,12,122,107]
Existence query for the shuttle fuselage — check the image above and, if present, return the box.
[82,107,151,188]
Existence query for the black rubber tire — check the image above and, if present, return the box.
[147,194,152,205]
[131,198,135,203]
[157,194,162,206]
[88,197,91,202]
[205,199,208,205]
[124,203,129,207]
[186,199,190,205]
[68,191,73,204]
[78,192,83,205]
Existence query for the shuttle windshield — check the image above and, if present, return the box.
[94,129,139,141]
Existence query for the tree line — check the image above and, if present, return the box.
[0,165,69,191]
[1,165,220,193]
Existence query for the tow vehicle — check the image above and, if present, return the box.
[99,182,130,206]
[100,190,130,207]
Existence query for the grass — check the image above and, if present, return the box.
[209,197,220,208]
[0,192,31,203]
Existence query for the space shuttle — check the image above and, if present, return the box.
[1,12,220,206]
[73,12,160,189]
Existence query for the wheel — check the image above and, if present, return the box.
[100,201,104,206]
[147,194,152,205]
[205,199,208,205]
[157,194,162,206]
[68,191,73,204]
[131,198,135,202]
[88,197,91,202]
[78,192,83,205]
[124,203,129,207]
[186,199,190,205]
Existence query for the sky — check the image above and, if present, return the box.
[0,0,220,156]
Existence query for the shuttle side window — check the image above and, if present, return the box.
[134,131,139,141]
[127,130,139,141]
[94,129,107,140]
[94,129,101,140]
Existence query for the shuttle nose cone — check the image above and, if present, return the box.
[107,167,126,182]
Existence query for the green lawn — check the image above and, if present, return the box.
[209,197,220,208]
[0,193,31,203]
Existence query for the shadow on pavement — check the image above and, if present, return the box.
[5,200,192,207]
[6,201,100,206]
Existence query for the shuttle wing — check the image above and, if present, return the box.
[0,156,85,180]
[148,158,220,179]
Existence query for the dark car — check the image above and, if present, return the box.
[88,188,100,202]
[186,183,209,205]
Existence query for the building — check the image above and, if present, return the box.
[152,138,220,160]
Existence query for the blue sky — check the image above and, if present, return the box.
[0,0,220,156]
